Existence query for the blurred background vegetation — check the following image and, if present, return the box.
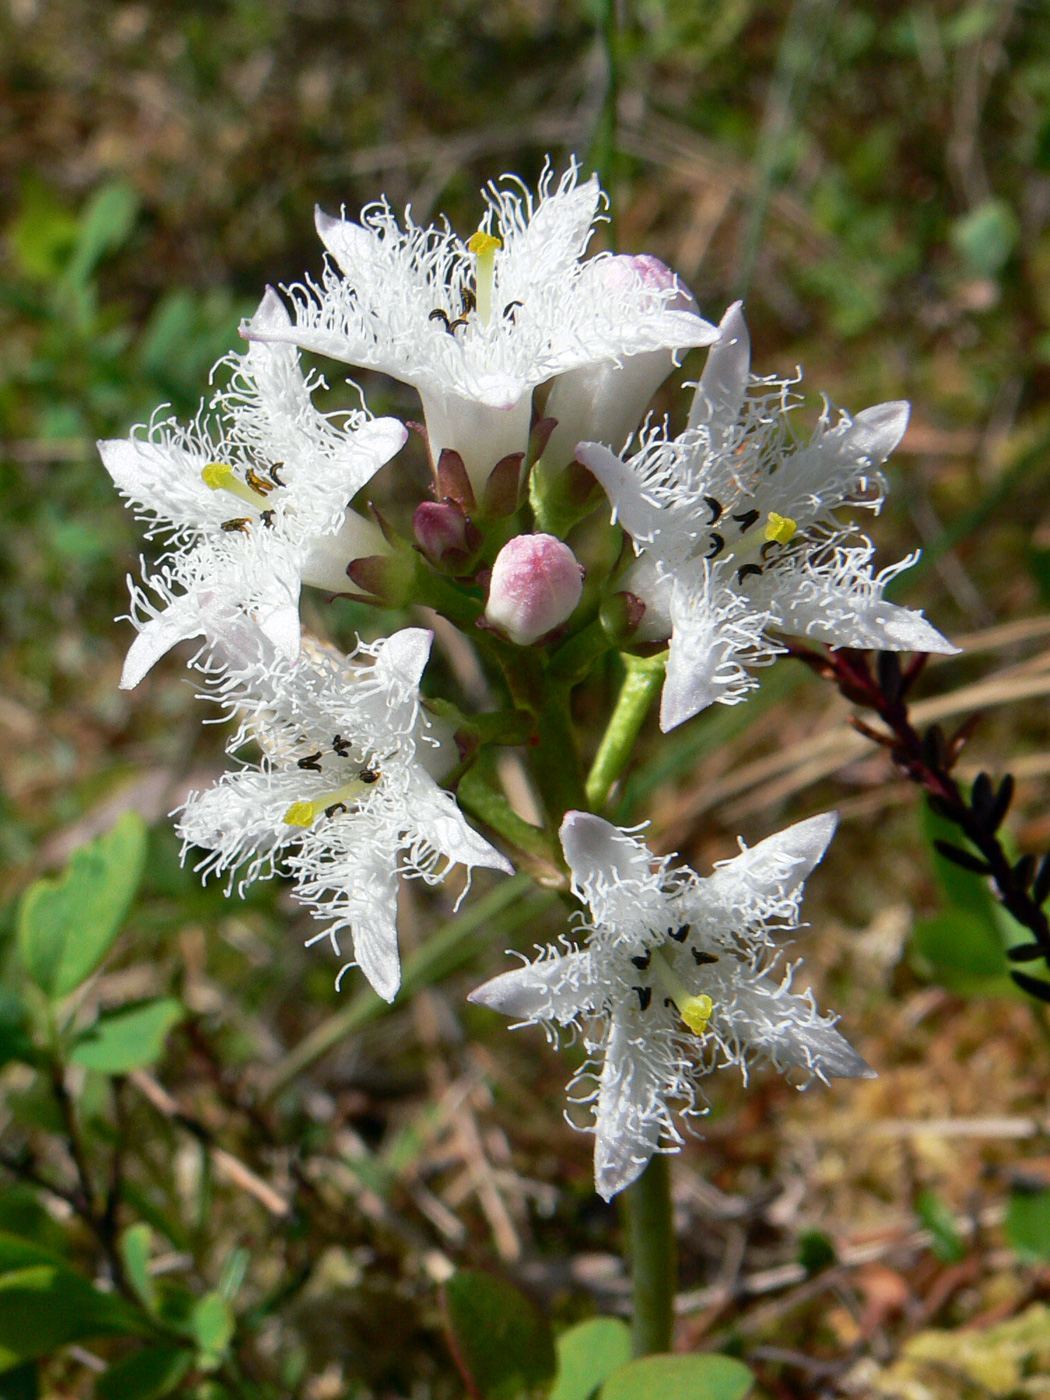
[4,1,1050,1396]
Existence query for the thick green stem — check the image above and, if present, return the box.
[585,652,666,811]
[626,1154,676,1356]
[531,685,587,829]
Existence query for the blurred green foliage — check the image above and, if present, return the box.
[3,0,1050,1394]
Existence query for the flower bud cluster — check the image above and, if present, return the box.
[100,159,954,1195]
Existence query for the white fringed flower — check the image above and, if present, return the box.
[100,293,407,689]
[470,810,872,1200]
[178,626,512,1002]
[577,302,958,731]
[243,163,717,494]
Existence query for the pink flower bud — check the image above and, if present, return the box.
[413,500,479,570]
[484,533,584,645]
[599,254,698,313]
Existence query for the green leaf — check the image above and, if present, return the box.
[0,1191,69,1258]
[64,183,139,291]
[797,1230,837,1274]
[442,1270,557,1400]
[950,198,1019,278]
[0,992,33,1072]
[599,1354,754,1400]
[550,1318,632,1400]
[911,910,1018,998]
[916,1190,966,1263]
[119,1225,158,1312]
[17,812,147,999]
[0,1264,147,1370]
[72,999,184,1075]
[1006,1186,1050,1263]
[190,1291,234,1366]
[95,1346,191,1400]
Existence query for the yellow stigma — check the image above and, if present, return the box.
[283,801,317,827]
[679,994,714,1035]
[467,231,502,257]
[467,229,501,323]
[202,462,268,509]
[765,511,797,545]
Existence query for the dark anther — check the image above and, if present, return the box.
[1033,853,1050,906]
[360,767,381,785]
[448,316,469,333]
[760,540,780,561]
[429,308,453,331]
[260,509,276,529]
[736,563,763,585]
[663,997,675,1010]
[267,462,286,487]
[461,287,477,315]
[297,752,324,772]
[732,508,760,533]
[1008,942,1047,962]
[691,949,718,965]
[221,517,251,533]
[971,771,995,825]
[1011,970,1050,1003]
[246,468,276,496]
[633,986,652,1012]
[503,300,523,321]
[332,734,351,757]
[703,496,723,524]
[1015,853,1037,889]
[876,651,903,703]
[704,533,725,559]
[630,953,651,970]
[989,774,1015,832]
[933,838,991,875]
[669,925,690,942]
[325,803,348,818]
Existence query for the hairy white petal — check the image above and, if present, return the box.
[473,813,868,1198]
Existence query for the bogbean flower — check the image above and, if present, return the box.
[100,294,407,689]
[577,302,958,731]
[178,626,512,1002]
[242,163,718,496]
[470,810,872,1200]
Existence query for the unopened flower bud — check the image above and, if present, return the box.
[484,533,584,645]
[539,255,702,479]
[413,500,480,571]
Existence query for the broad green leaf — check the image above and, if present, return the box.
[17,812,147,999]
[950,198,1018,278]
[442,1270,557,1400]
[0,1192,68,1258]
[72,999,184,1075]
[911,911,1019,998]
[921,803,1001,925]
[599,1354,754,1400]
[550,1318,632,1400]
[916,1190,966,1263]
[0,1230,69,1275]
[64,183,139,291]
[1006,1187,1050,1263]
[95,1346,191,1400]
[190,1291,234,1365]
[0,1264,147,1370]
[119,1224,158,1311]
[0,992,33,1072]
[7,176,79,282]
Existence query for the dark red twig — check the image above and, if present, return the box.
[787,643,1050,999]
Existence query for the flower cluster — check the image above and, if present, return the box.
[102,161,950,1194]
